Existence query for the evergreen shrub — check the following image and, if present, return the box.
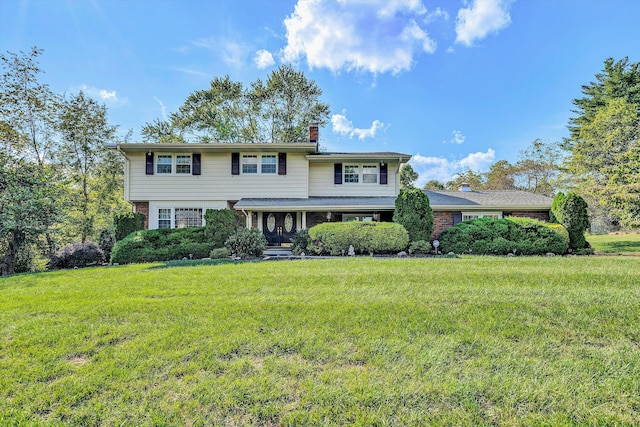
[111,227,214,264]
[210,247,231,259]
[48,242,105,269]
[393,189,434,242]
[439,217,568,256]
[291,229,311,255]
[224,228,267,258]
[113,212,145,241]
[308,222,409,255]
[204,209,243,248]
[98,229,116,261]
[409,240,432,255]
[551,192,590,250]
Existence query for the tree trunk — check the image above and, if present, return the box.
[1,237,17,276]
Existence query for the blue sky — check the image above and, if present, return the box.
[1,0,638,186]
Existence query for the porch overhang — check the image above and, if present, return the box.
[234,196,397,212]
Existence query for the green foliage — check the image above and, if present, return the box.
[204,209,242,248]
[399,164,418,189]
[113,212,146,241]
[209,247,231,259]
[98,229,116,261]
[422,179,445,190]
[408,240,432,254]
[224,228,267,258]
[551,192,590,250]
[111,227,214,264]
[1,154,62,275]
[290,229,311,255]
[308,222,409,255]
[439,217,568,255]
[393,189,434,242]
[142,65,330,143]
[445,168,484,191]
[47,242,105,269]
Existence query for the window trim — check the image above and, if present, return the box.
[240,154,281,175]
[157,207,204,229]
[261,155,277,174]
[343,163,380,184]
[155,154,193,176]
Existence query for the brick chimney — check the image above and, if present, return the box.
[458,183,471,192]
[309,122,318,144]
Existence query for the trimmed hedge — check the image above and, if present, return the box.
[224,228,267,258]
[291,229,311,255]
[551,192,590,250]
[309,222,409,255]
[111,227,215,264]
[393,189,434,242]
[439,217,568,256]
[114,212,146,241]
[508,217,570,250]
[48,243,105,269]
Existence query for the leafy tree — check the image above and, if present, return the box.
[513,139,561,196]
[445,169,484,191]
[483,160,516,190]
[422,179,445,190]
[143,65,330,143]
[57,91,118,242]
[606,140,640,228]
[0,47,60,163]
[393,188,434,242]
[1,153,61,275]
[399,164,418,189]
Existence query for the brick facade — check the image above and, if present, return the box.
[432,211,457,240]
[133,202,149,229]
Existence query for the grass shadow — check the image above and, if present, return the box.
[147,258,259,270]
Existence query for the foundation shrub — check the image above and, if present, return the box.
[210,247,231,259]
[409,240,432,255]
[224,228,267,258]
[291,229,311,255]
[204,209,243,248]
[110,227,214,264]
[113,212,145,241]
[309,222,409,255]
[439,217,568,256]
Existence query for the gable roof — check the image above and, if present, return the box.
[425,190,553,210]
[110,142,318,154]
[307,152,412,162]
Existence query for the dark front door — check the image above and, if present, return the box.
[263,212,296,246]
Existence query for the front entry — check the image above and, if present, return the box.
[263,212,296,246]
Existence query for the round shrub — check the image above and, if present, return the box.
[48,242,105,269]
[210,247,231,259]
[291,229,311,255]
[224,228,267,258]
[439,217,568,256]
[308,222,409,255]
[409,240,432,255]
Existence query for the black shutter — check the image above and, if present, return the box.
[192,153,201,175]
[145,152,154,175]
[278,152,287,175]
[231,152,240,175]
[453,212,462,225]
[334,163,342,184]
[380,163,388,185]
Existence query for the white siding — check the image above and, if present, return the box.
[127,152,309,201]
[308,162,400,197]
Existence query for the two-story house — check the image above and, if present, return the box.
[112,125,553,245]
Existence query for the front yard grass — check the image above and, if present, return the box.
[588,232,640,254]
[1,257,639,426]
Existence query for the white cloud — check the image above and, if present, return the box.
[254,49,275,69]
[193,37,249,68]
[76,84,127,106]
[410,148,496,186]
[425,7,449,23]
[283,0,438,74]
[154,97,167,119]
[455,0,513,47]
[331,111,384,140]
[443,129,466,144]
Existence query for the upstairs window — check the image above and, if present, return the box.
[261,155,277,174]
[362,165,378,183]
[242,155,258,174]
[157,155,172,174]
[175,155,191,174]
[344,165,359,183]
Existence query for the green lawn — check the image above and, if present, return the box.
[1,257,639,426]
[588,232,640,254]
